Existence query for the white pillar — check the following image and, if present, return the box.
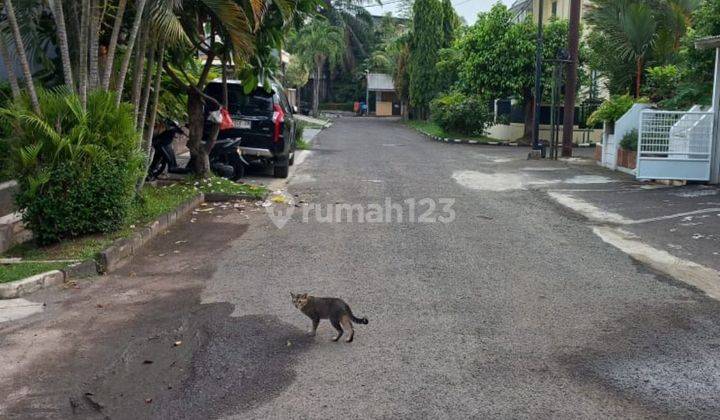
[711,48,720,184]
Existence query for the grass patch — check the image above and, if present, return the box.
[296,138,311,150]
[404,120,499,143]
[2,176,267,264]
[0,261,67,284]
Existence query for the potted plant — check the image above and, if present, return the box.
[617,129,638,169]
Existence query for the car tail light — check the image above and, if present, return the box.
[272,103,284,143]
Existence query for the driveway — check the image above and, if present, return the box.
[2,117,720,418]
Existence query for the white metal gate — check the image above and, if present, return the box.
[637,110,714,181]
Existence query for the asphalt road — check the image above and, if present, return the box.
[2,117,720,418]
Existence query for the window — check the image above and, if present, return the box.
[551,1,558,17]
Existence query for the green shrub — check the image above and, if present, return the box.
[620,129,638,151]
[1,88,143,244]
[430,92,492,136]
[644,65,680,103]
[587,94,648,127]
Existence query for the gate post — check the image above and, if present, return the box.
[711,48,720,184]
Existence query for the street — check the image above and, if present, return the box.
[2,117,720,418]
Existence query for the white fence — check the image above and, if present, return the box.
[637,110,714,181]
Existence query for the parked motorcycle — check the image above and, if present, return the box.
[147,119,245,181]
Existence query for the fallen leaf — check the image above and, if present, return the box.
[174,341,182,347]
[174,240,188,244]
[145,398,153,404]
[143,360,153,364]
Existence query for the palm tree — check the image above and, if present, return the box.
[0,32,20,99]
[3,0,40,113]
[49,0,74,88]
[294,19,346,116]
[619,3,657,97]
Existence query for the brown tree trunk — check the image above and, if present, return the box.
[4,0,40,113]
[187,90,211,177]
[523,92,534,142]
[313,59,324,117]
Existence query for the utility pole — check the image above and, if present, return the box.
[532,0,544,152]
[561,0,582,157]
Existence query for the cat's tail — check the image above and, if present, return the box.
[350,313,369,325]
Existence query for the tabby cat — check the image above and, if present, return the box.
[291,293,369,343]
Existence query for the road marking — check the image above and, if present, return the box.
[593,226,720,300]
[548,192,633,224]
[548,192,720,226]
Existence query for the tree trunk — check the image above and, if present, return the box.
[88,0,101,90]
[115,0,147,106]
[4,0,40,113]
[78,0,89,107]
[635,57,643,99]
[313,58,324,117]
[137,38,157,131]
[187,90,211,177]
[130,28,148,126]
[0,35,20,100]
[522,91,534,142]
[101,0,127,90]
[51,0,74,89]
[137,45,165,193]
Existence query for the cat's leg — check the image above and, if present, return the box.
[308,317,319,336]
[330,318,343,342]
[341,315,354,343]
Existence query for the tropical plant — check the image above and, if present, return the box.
[0,88,143,244]
[586,0,698,97]
[430,92,492,135]
[408,0,444,119]
[587,94,645,126]
[293,19,346,117]
[644,65,680,102]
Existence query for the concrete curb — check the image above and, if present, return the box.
[0,193,206,299]
[0,270,65,299]
[98,193,205,273]
[204,192,264,203]
[411,127,595,148]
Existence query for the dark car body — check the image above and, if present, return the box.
[204,80,296,178]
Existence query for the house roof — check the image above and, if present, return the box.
[695,35,720,50]
[367,73,395,91]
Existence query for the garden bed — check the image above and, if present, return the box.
[0,177,266,284]
[404,120,499,143]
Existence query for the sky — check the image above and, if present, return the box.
[363,0,515,25]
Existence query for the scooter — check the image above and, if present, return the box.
[147,119,245,180]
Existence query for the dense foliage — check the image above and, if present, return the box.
[1,89,143,244]
[430,92,492,135]
[408,0,444,118]
[587,94,642,126]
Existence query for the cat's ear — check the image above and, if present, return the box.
[290,292,295,298]
[300,293,308,298]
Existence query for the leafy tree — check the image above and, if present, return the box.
[408,0,443,119]
[293,19,346,116]
[441,0,459,48]
[453,5,577,140]
[285,57,310,88]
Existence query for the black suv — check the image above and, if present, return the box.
[205,80,296,178]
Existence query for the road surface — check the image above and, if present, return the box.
[2,117,720,418]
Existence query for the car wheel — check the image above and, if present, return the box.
[228,153,246,180]
[273,157,290,178]
[148,160,166,180]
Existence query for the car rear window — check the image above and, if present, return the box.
[205,83,273,117]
